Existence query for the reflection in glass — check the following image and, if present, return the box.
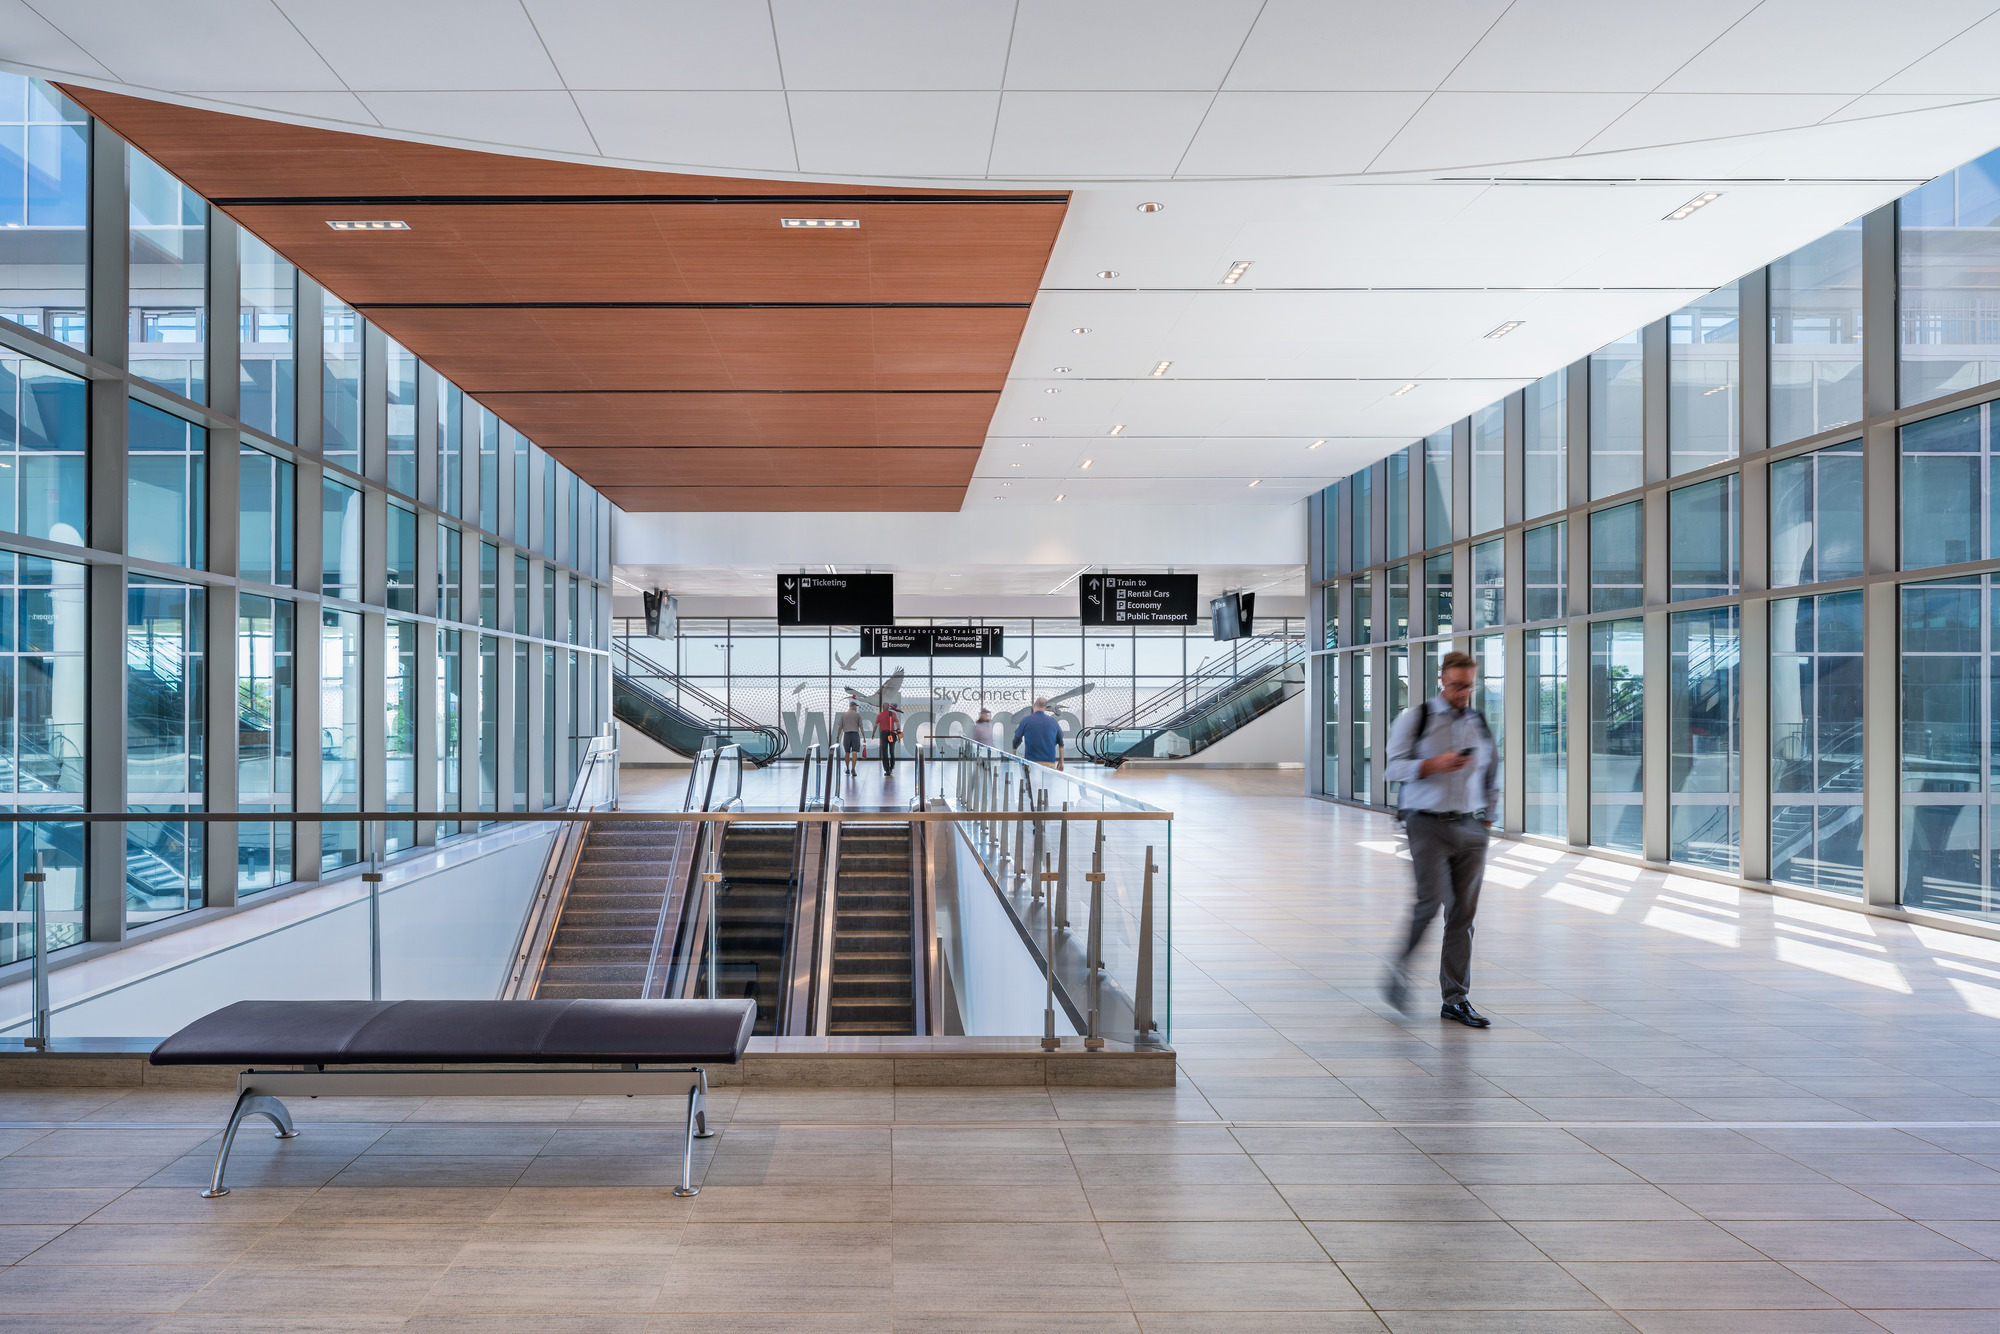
[386,502,416,613]
[1772,591,1863,895]
[1901,146,2000,407]
[479,635,498,821]
[239,446,293,588]
[1423,552,1452,636]
[1590,502,1643,612]
[321,478,361,601]
[236,595,293,894]
[0,76,88,348]
[1770,220,1863,445]
[128,148,206,403]
[321,297,361,470]
[1524,626,1566,839]
[320,609,360,870]
[126,576,204,927]
[514,554,531,633]
[1525,520,1566,622]
[1470,539,1503,631]
[1669,474,1739,601]
[438,523,461,623]
[479,541,499,628]
[0,551,85,960]
[513,641,530,811]
[1590,330,1644,498]
[1351,653,1372,797]
[384,620,417,854]
[1472,633,1504,830]
[1524,367,1565,519]
[1320,581,1339,650]
[1321,654,1340,796]
[1590,618,1643,852]
[437,380,462,517]
[1669,605,1740,870]
[1423,428,1452,547]
[1386,446,1408,559]
[386,339,417,496]
[1471,402,1504,534]
[1900,574,1989,916]
[1669,282,1739,475]
[1352,467,1372,567]
[1351,573,1372,645]
[1901,403,1985,570]
[128,401,205,569]
[1770,440,1862,588]
[438,628,460,838]
[0,349,87,546]
[1386,564,1409,641]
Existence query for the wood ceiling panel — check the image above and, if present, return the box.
[61,86,1067,512]
[546,447,979,489]
[470,392,1000,449]
[227,202,1061,305]
[599,486,969,513]
[368,307,1022,392]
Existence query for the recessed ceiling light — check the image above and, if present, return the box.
[1665,191,1722,221]
[824,564,836,573]
[1107,424,1125,436]
[1096,270,1119,279]
[1002,482,1012,486]
[1072,327,1092,334]
[1484,320,1525,339]
[1247,479,1262,488]
[1221,260,1253,285]
[1307,439,1326,450]
[1392,383,1418,396]
[1137,201,1165,213]
[780,217,860,228]
[1010,462,1022,467]
[1044,388,1060,394]
[1020,441,1033,447]
[1080,459,1093,469]
[1151,361,1171,376]
[1055,493,1066,501]
[1031,417,1044,422]
[1053,366,1070,373]
[327,220,408,231]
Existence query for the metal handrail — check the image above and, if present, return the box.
[499,735,617,999]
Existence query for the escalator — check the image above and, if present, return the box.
[696,824,800,1035]
[827,823,915,1035]
[613,637,786,767]
[534,820,691,1000]
[1079,631,1307,766]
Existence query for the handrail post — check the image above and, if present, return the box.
[702,829,723,1001]
[23,857,46,1050]
[1055,802,1071,929]
[1040,851,1059,1052]
[1134,846,1156,1045]
[364,819,383,1002]
[1085,821,1105,1051]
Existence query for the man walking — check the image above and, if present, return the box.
[876,702,902,776]
[1012,697,1064,770]
[1381,651,1499,1029]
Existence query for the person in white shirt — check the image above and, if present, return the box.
[1380,651,1500,1029]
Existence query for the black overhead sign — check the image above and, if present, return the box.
[776,573,893,626]
[860,625,1004,657]
[1079,573,1199,626]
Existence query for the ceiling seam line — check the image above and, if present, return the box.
[985,0,1021,178]
[1360,0,1520,174]
[1167,0,1269,179]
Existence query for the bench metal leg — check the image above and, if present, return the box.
[673,1068,717,1198]
[203,1087,299,1198]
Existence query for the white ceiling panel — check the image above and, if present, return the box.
[209,91,379,123]
[990,376,1535,440]
[1660,0,2000,95]
[1877,12,2000,95]
[277,0,566,92]
[1176,93,1428,177]
[0,0,115,80]
[1582,93,1855,155]
[522,0,784,91]
[989,92,1214,177]
[1370,92,1644,172]
[1225,0,1510,93]
[572,91,797,171]
[1003,0,1265,92]
[770,0,1013,91]
[32,0,340,92]
[975,437,1409,480]
[789,92,999,177]
[1824,93,1999,122]
[1441,0,1760,93]
[358,92,600,155]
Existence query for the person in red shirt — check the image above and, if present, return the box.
[875,703,902,775]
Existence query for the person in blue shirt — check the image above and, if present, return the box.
[1011,697,1065,769]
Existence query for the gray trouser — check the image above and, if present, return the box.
[1398,812,1488,1003]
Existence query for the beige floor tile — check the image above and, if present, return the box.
[687,1184,893,1222]
[891,1183,1096,1222]
[18,1220,269,1265]
[286,1187,507,1224]
[1118,1260,1367,1311]
[891,1261,1131,1312]
[241,1222,482,1266]
[890,1220,1111,1265]
[1098,1220,1328,1264]
[656,1261,892,1312]
[0,1262,219,1312]
[420,1263,667,1313]
[487,1188,697,1224]
[673,1221,887,1264]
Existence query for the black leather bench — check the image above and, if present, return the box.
[153,998,757,1198]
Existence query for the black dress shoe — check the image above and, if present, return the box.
[1440,1000,1491,1028]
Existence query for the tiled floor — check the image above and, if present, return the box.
[6,769,2000,1329]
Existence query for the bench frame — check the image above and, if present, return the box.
[203,1065,716,1199]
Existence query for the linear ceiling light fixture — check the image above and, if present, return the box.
[1053,366,1071,373]
[1097,270,1120,278]
[1072,327,1092,334]
[1048,563,1091,594]
[1665,191,1722,221]
[1247,479,1262,488]
[1393,382,1418,395]
[1151,361,1171,376]
[823,564,836,573]
[1080,459,1093,469]
[326,220,408,231]
[1221,260,1253,284]
[1055,493,1067,502]
[1484,320,1525,339]
[1307,439,1326,450]
[780,217,859,228]
[1107,424,1125,436]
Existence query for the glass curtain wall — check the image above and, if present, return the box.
[0,72,616,949]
